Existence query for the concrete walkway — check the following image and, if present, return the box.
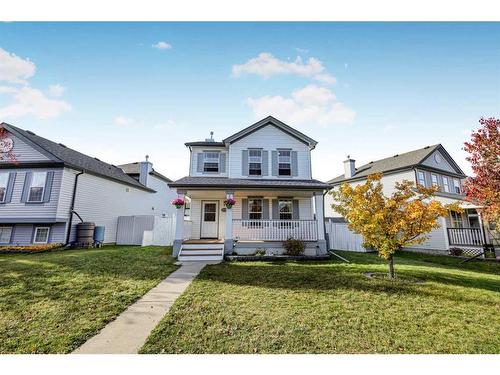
[73,262,209,354]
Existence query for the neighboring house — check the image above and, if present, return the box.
[0,122,176,246]
[325,144,491,255]
[169,116,331,260]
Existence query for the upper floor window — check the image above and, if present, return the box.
[453,179,461,194]
[278,150,291,176]
[417,171,426,187]
[431,173,439,188]
[0,173,8,203]
[28,172,47,202]
[442,176,450,193]
[279,199,293,220]
[248,150,262,176]
[203,152,220,173]
[249,198,263,220]
[0,226,12,244]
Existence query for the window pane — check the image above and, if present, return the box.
[443,177,450,192]
[279,200,293,220]
[0,188,5,202]
[34,227,49,243]
[0,173,8,188]
[278,150,291,163]
[0,227,12,244]
[28,172,46,202]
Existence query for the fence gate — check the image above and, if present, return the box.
[325,218,367,252]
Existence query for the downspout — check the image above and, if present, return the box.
[65,171,84,245]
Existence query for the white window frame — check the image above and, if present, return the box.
[248,198,263,220]
[417,171,426,187]
[278,150,292,176]
[0,172,9,203]
[248,149,262,176]
[203,152,220,173]
[33,226,50,244]
[453,179,461,194]
[431,173,439,187]
[442,176,450,193]
[450,211,464,228]
[27,172,47,203]
[0,226,13,244]
[278,199,293,220]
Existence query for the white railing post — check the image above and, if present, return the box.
[173,190,186,257]
[224,191,234,254]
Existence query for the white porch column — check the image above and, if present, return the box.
[314,192,327,254]
[173,190,186,257]
[224,191,234,254]
[441,216,450,251]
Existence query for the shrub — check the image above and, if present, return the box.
[254,248,266,256]
[449,247,463,256]
[0,243,64,252]
[283,237,305,256]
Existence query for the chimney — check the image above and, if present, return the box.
[139,154,153,187]
[343,155,356,178]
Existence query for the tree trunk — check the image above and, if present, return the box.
[388,254,395,279]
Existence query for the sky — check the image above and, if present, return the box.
[0,22,499,180]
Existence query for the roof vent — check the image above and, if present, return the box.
[394,154,399,157]
[94,157,101,161]
[369,161,373,164]
[205,131,215,142]
[26,130,36,135]
[58,143,67,148]
[424,146,430,149]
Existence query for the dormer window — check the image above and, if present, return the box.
[248,149,262,176]
[278,150,291,176]
[203,152,220,173]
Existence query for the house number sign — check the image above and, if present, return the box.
[0,137,14,153]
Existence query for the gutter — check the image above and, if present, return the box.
[65,171,84,246]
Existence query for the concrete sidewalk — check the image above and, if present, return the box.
[73,262,209,354]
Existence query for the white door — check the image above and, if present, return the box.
[201,201,219,238]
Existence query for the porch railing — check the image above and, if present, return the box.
[233,219,318,241]
[447,227,484,246]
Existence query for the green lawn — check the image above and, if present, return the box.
[141,251,500,354]
[0,246,178,354]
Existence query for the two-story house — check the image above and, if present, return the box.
[168,116,331,260]
[325,144,491,255]
[0,122,176,246]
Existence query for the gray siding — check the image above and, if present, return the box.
[7,222,66,245]
[0,134,52,164]
[421,150,458,173]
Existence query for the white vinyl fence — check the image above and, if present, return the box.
[117,215,177,246]
[325,218,368,252]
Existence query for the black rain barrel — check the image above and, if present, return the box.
[76,222,95,245]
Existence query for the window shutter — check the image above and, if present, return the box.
[291,151,298,177]
[196,153,204,173]
[242,150,249,176]
[5,172,16,203]
[43,171,54,202]
[262,151,269,176]
[242,198,249,219]
[292,199,300,219]
[272,199,279,219]
[271,151,278,176]
[21,172,33,203]
[262,199,269,219]
[220,153,226,173]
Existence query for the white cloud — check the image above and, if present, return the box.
[0,47,36,84]
[114,115,136,127]
[47,84,65,97]
[152,41,172,50]
[247,84,355,126]
[232,52,336,84]
[154,120,175,130]
[0,86,71,119]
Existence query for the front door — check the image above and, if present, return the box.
[201,201,219,238]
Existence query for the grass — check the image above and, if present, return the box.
[0,245,178,354]
[141,251,500,354]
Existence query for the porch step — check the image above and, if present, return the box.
[178,243,224,261]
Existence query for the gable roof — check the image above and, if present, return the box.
[223,116,318,149]
[118,162,172,183]
[329,144,466,185]
[0,122,154,191]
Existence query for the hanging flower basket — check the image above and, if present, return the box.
[224,198,236,209]
[171,198,185,209]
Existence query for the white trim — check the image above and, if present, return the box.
[33,226,50,244]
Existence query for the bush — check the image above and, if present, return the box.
[254,248,266,256]
[0,243,64,252]
[449,247,463,256]
[283,237,305,256]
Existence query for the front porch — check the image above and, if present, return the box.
[172,188,328,257]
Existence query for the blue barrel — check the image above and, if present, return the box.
[93,226,105,245]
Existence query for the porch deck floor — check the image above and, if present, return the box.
[183,239,224,244]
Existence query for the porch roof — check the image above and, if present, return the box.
[168,176,330,190]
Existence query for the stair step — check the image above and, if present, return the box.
[182,244,224,250]
[180,250,223,255]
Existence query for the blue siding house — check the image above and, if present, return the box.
[0,122,176,246]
